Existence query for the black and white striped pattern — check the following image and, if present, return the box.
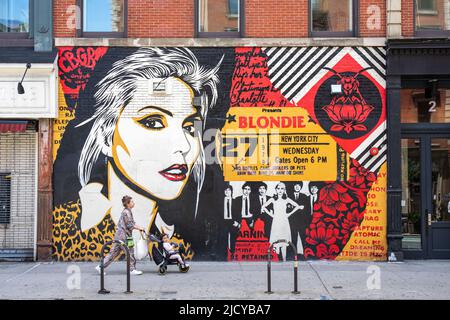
[262,47,345,103]
[349,47,386,88]
[262,47,386,104]
[351,121,387,173]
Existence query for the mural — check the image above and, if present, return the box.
[53,46,387,262]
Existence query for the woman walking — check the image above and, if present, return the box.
[96,196,146,275]
[261,182,302,261]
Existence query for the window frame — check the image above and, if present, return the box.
[0,0,33,40]
[0,172,11,225]
[195,0,245,38]
[417,0,437,14]
[309,0,358,38]
[414,0,450,37]
[76,0,128,38]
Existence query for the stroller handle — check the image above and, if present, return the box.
[140,231,160,243]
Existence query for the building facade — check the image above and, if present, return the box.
[0,0,56,261]
[1,0,448,262]
[386,1,450,260]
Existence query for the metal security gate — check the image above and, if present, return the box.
[0,130,37,261]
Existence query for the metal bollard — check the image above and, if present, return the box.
[98,240,133,294]
[265,239,300,294]
[125,243,131,294]
[293,254,300,294]
[265,247,273,294]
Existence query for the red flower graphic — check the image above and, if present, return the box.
[303,159,380,259]
[306,222,339,246]
[316,183,353,216]
[305,222,340,259]
[323,101,374,134]
[349,159,377,188]
[342,209,364,234]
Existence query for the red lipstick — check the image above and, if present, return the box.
[159,164,188,182]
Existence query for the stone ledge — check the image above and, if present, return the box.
[55,37,387,47]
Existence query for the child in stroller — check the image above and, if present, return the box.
[148,233,190,274]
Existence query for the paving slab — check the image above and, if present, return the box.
[0,260,449,300]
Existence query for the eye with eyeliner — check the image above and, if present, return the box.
[133,111,203,135]
[134,114,166,130]
[183,116,202,136]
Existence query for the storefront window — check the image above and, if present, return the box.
[311,0,354,36]
[82,0,125,34]
[415,0,450,34]
[198,0,240,35]
[0,0,29,33]
[431,139,450,223]
[401,138,422,250]
[400,89,450,123]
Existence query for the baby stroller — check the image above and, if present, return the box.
[147,233,190,275]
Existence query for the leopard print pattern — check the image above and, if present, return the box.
[52,200,116,261]
[52,200,194,261]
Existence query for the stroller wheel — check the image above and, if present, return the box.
[179,265,190,273]
[159,266,167,275]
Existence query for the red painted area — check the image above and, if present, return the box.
[230,47,295,108]
[231,219,279,262]
[0,123,27,133]
[304,159,378,260]
[298,53,386,155]
[58,47,108,110]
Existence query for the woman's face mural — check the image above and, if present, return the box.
[112,77,201,200]
[276,183,286,197]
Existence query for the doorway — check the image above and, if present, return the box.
[401,134,450,259]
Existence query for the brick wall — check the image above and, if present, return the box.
[360,0,386,37]
[53,0,389,39]
[127,0,194,38]
[245,0,308,38]
[54,0,76,37]
[402,0,414,37]
[246,0,386,38]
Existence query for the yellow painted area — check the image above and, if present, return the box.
[53,82,75,161]
[221,107,349,181]
[336,163,388,261]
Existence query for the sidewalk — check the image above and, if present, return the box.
[1,260,449,300]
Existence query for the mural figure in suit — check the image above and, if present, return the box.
[250,182,272,238]
[232,182,254,229]
[223,184,240,255]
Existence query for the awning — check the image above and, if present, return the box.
[0,47,57,64]
[0,121,28,133]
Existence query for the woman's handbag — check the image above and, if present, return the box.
[126,236,135,248]
[135,232,149,260]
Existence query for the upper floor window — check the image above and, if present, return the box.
[310,0,355,37]
[0,0,30,37]
[415,0,450,36]
[78,0,126,37]
[197,0,242,37]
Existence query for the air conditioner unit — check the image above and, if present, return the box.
[148,78,172,95]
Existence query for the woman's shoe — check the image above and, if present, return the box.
[131,269,143,275]
[95,265,106,275]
